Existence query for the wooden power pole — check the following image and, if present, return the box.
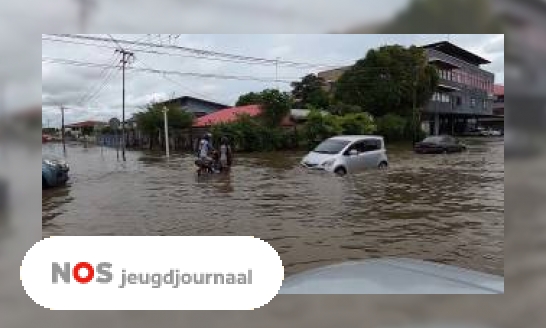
[116,49,134,162]
[60,105,66,153]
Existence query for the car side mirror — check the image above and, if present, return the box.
[349,149,358,156]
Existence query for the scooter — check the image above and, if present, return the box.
[195,151,221,176]
[195,158,215,176]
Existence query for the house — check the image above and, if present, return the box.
[65,120,107,137]
[316,41,496,136]
[192,105,318,129]
[493,85,504,117]
[191,105,311,150]
[478,84,504,133]
[154,96,229,118]
[317,68,351,92]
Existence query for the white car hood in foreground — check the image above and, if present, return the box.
[279,258,504,294]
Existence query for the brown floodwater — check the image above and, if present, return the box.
[42,138,504,276]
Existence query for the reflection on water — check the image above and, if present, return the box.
[42,138,504,276]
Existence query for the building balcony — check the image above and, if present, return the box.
[437,78,462,92]
[424,100,493,116]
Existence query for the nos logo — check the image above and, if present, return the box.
[52,262,113,284]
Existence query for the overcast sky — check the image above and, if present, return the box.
[41,34,504,127]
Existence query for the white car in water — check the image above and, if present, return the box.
[301,136,389,175]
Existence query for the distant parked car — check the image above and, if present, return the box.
[489,129,502,137]
[42,158,69,189]
[301,135,389,176]
[414,135,467,154]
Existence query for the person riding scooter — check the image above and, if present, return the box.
[195,133,216,175]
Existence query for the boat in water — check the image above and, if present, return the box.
[279,258,504,294]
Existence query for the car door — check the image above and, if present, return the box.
[344,141,366,173]
[360,139,382,168]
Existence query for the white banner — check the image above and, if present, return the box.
[21,236,284,310]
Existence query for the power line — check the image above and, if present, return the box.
[107,33,124,50]
[43,36,318,68]
[44,34,342,69]
[42,57,297,83]
[76,54,121,106]
[42,35,338,69]
[135,59,227,105]
[81,63,121,106]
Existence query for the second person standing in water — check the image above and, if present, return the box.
[219,136,233,172]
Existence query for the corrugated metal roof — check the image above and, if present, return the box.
[193,105,294,127]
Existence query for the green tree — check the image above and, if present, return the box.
[334,45,439,118]
[291,74,331,109]
[235,92,263,106]
[134,102,194,149]
[339,112,377,135]
[235,89,292,128]
[257,89,292,128]
[211,114,293,152]
[303,110,342,148]
[328,102,363,115]
[376,114,407,142]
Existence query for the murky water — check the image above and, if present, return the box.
[43,138,504,276]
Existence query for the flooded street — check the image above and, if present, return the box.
[43,138,504,276]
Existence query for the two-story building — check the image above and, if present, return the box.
[421,41,495,135]
[317,41,496,136]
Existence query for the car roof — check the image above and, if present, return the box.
[329,135,384,142]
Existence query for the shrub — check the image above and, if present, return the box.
[376,114,407,142]
[338,112,377,135]
[303,110,342,149]
[211,114,294,152]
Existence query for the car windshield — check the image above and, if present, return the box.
[423,136,444,144]
[313,140,351,154]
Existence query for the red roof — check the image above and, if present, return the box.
[194,104,294,127]
[494,85,504,96]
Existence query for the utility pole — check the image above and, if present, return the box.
[163,106,170,158]
[116,49,134,162]
[60,105,66,153]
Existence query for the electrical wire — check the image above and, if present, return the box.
[44,34,343,69]
[135,59,228,105]
[42,57,297,83]
[76,54,121,106]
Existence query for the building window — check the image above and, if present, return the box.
[483,99,487,109]
[456,96,462,106]
[433,92,451,103]
[470,98,477,108]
